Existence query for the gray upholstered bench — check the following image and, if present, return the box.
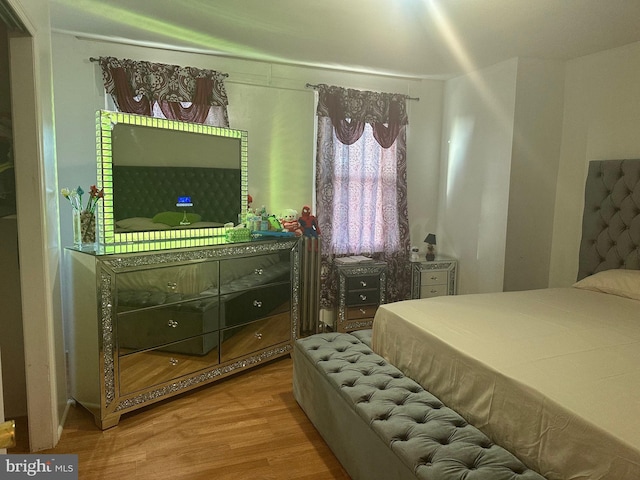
[293,331,546,480]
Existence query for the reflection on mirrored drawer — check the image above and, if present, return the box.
[346,304,378,321]
[346,275,380,291]
[118,332,220,395]
[219,253,291,294]
[117,261,220,300]
[421,270,447,286]
[420,284,447,298]
[346,289,380,306]
[118,298,220,354]
[220,313,291,363]
[221,282,291,328]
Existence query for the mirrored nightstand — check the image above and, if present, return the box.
[335,261,387,332]
[410,257,457,299]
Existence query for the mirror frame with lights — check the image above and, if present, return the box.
[96,110,248,253]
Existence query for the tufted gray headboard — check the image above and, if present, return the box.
[113,165,241,224]
[577,159,640,280]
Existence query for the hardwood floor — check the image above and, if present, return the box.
[11,356,350,480]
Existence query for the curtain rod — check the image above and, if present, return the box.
[305,83,419,101]
[88,57,229,77]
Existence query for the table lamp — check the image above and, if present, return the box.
[424,233,436,261]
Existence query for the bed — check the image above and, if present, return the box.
[372,159,640,480]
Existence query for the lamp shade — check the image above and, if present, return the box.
[424,233,436,245]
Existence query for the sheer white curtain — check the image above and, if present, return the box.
[329,123,401,255]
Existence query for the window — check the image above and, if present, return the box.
[329,123,401,255]
[313,84,411,304]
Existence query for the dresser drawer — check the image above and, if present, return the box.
[220,312,291,363]
[116,261,220,308]
[117,297,220,354]
[346,275,380,291]
[221,282,291,328]
[421,270,447,286]
[421,284,448,298]
[346,289,379,306]
[118,332,220,395]
[346,304,378,321]
[219,253,291,294]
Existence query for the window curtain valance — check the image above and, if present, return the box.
[316,84,408,148]
[97,56,229,126]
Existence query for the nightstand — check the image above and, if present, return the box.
[335,261,387,333]
[410,257,457,299]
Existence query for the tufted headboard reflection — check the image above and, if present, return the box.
[113,165,241,225]
[577,159,640,280]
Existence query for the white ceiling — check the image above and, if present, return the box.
[49,0,640,79]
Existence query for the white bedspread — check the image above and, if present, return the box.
[372,287,640,480]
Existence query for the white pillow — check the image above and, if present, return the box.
[573,269,640,301]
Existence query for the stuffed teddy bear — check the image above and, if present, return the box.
[298,205,321,238]
[279,209,302,236]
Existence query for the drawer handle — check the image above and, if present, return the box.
[255,333,263,340]
[359,280,368,287]
[430,289,438,293]
[254,268,263,275]
[253,300,263,308]
[167,319,178,328]
[359,308,367,315]
[359,294,367,301]
[169,358,179,366]
[430,276,439,280]
[167,281,177,291]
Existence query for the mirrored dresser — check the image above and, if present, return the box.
[66,238,300,429]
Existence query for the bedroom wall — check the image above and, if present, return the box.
[503,58,564,291]
[438,58,565,294]
[437,41,640,293]
[438,59,517,294]
[549,40,640,287]
[51,33,444,253]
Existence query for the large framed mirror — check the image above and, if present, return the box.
[96,110,248,253]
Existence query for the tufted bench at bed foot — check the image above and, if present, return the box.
[293,331,546,480]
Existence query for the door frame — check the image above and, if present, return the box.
[7,0,63,451]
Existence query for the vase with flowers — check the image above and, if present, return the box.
[61,185,104,249]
